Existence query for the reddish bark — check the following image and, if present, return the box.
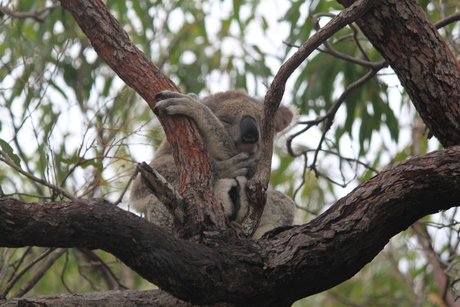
[59,0,228,237]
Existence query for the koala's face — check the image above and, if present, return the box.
[203,91,263,155]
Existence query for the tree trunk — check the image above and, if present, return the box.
[59,0,230,238]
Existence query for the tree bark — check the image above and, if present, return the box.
[59,0,229,237]
[2,146,460,306]
[3,0,460,305]
[336,0,460,148]
[245,0,379,243]
[1,289,216,307]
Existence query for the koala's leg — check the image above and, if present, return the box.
[214,176,295,239]
[251,190,295,239]
[155,91,237,160]
[214,176,248,223]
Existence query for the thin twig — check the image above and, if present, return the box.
[293,153,309,203]
[0,248,55,297]
[434,12,460,29]
[77,248,128,290]
[311,13,386,69]
[10,248,68,298]
[288,64,384,161]
[6,247,31,285]
[0,151,76,200]
[114,167,138,206]
[60,249,74,294]
[349,23,371,61]
[0,3,61,22]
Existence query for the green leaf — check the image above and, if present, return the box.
[0,139,21,167]
[79,159,103,172]
[60,155,103,172]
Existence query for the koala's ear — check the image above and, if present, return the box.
[274,106,294,132]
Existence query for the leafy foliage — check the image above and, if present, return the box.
[0,0,459,305]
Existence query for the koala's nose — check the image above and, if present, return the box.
[240,116,259,144]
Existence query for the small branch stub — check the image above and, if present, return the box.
[137,162,186,224]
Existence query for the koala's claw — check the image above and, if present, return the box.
[155,90,183,101]
[154,91,201,117]
[212,151,259,180]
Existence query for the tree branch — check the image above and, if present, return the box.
[137,162,186,224]
[10,248,68,299]
[1,289,212,307]
[434,12,460,29]
[259,0,380,185]
[335,0,460,148]
[0,3,61,22]
[59,0,228,237]
[2,146,460,306]
[244,0,380,242]
[0,151,76,200]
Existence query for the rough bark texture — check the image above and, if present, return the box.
[2,0,460,305]
[336,0,460,147]
[59,0,229,237]
[2,146,460,306]
[1,289,216,307]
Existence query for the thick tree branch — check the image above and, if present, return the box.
[259,146,460,303]
[2,146,460,306]
[58,0,228,237]
[336,0,460,147]
[1,289,211,307]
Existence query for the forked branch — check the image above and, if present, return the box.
[1,146,460,306]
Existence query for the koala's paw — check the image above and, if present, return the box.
[154,91,200,116]
[213,152,259,179]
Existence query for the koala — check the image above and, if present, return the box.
[130,90,295,239]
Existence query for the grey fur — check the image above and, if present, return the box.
[130,90,295,239]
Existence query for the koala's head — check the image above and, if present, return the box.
[202,90,294,155]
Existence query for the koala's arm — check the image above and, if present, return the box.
[155,91,237,160]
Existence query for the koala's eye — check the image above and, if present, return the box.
[219,117,233,125]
